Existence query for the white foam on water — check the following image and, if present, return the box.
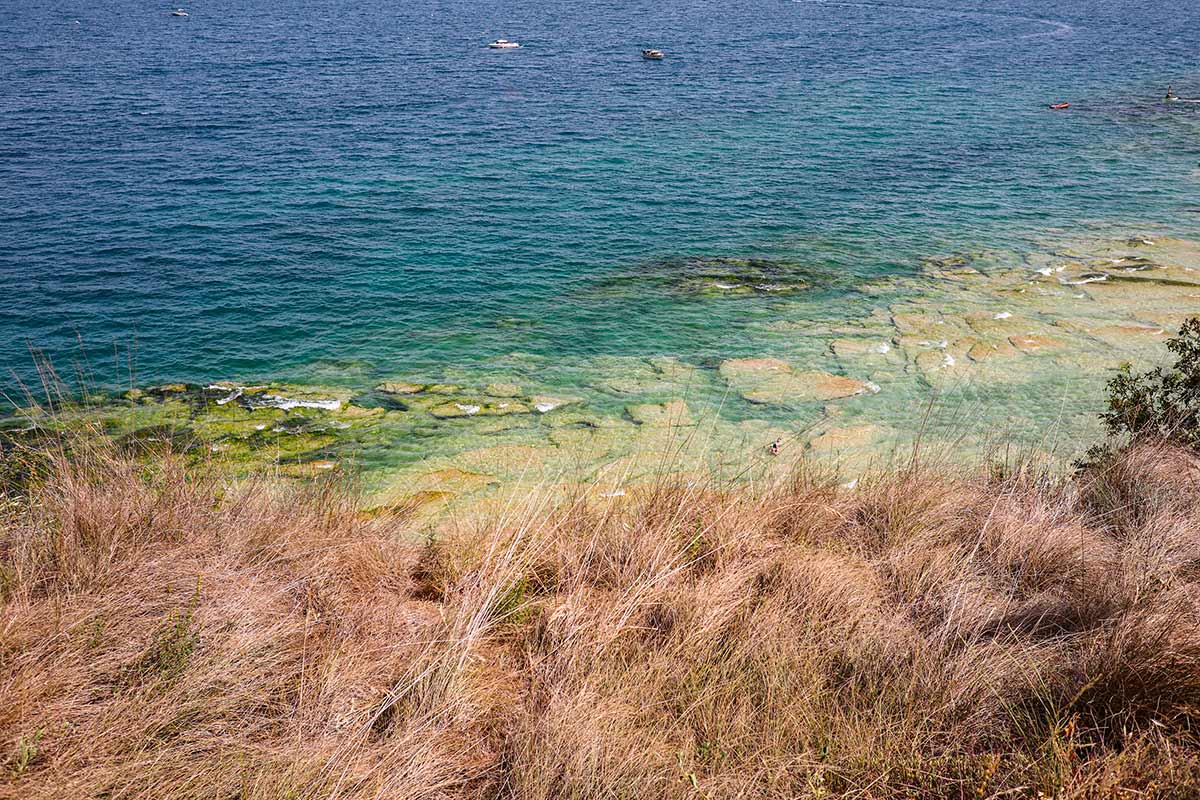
[1062,274,1108,285]
[713,282,740,290]
[869,342,890,354]
[215,388,243,405]
[258,395,342,411]
[456,404,481,415]
[534,402,559,413]
[994,311,1012,319]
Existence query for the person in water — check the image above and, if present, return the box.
[1166,85,1178,101]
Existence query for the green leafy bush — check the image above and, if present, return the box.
[1097,317,1200,451]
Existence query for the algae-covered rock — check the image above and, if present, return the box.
[719,357,792,378]
[626,399,695,426]
[278,459,340,477]
[428,401,531,419]
[377,381,425,395]
[597,357,699,397]
[529,395,579,414]
[832,339,893,358]
[809,424,884,452]
[485,383,523,398]
[406,467,496,494]
[612,255,828,298]
[914,349,961,375]
[385,490,458,518]
[647,356,697,379]
[428,402,483,419]
[454,444,556,476]
[549,411,631,430]
[1008,334,1066,354]
[967,339,1020,362]
[719,358,873,406]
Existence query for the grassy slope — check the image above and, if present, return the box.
[2,437,1200,799]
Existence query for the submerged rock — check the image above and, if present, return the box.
[1008,334,1066,354]
[719,358,873,406]
[808,424,884,452]
[485,382,523,398]
[832,338,893,358]
[376,381,425,395]
[596,356,701,397]
[529,395,579,414]
[428,400,532,419]
[626,399,695,426]
[605,255,836,298]
[966,339,1019,362]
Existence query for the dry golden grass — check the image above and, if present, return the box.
[3,435,1200,799]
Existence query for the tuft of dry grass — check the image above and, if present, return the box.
[3,436,1200,799]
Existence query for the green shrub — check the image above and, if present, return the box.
[1088,318,1200,461]
[7,730,42,777]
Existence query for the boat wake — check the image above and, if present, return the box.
[791,0,1074,45]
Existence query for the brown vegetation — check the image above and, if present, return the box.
[3,435,1200,799]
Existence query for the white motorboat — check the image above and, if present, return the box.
[642,49,665,60]
[488,39,521,49]
[171,8,189,16]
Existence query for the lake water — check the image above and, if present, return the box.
[2,0,1199,494]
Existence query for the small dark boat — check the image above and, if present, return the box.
[642,49,665,60]
[1049,102,1070,110]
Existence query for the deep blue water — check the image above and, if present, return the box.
[2,0,1198,395]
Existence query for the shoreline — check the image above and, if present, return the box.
[4,231,1199,520]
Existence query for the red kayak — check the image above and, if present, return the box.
[1049,102,1070,110]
